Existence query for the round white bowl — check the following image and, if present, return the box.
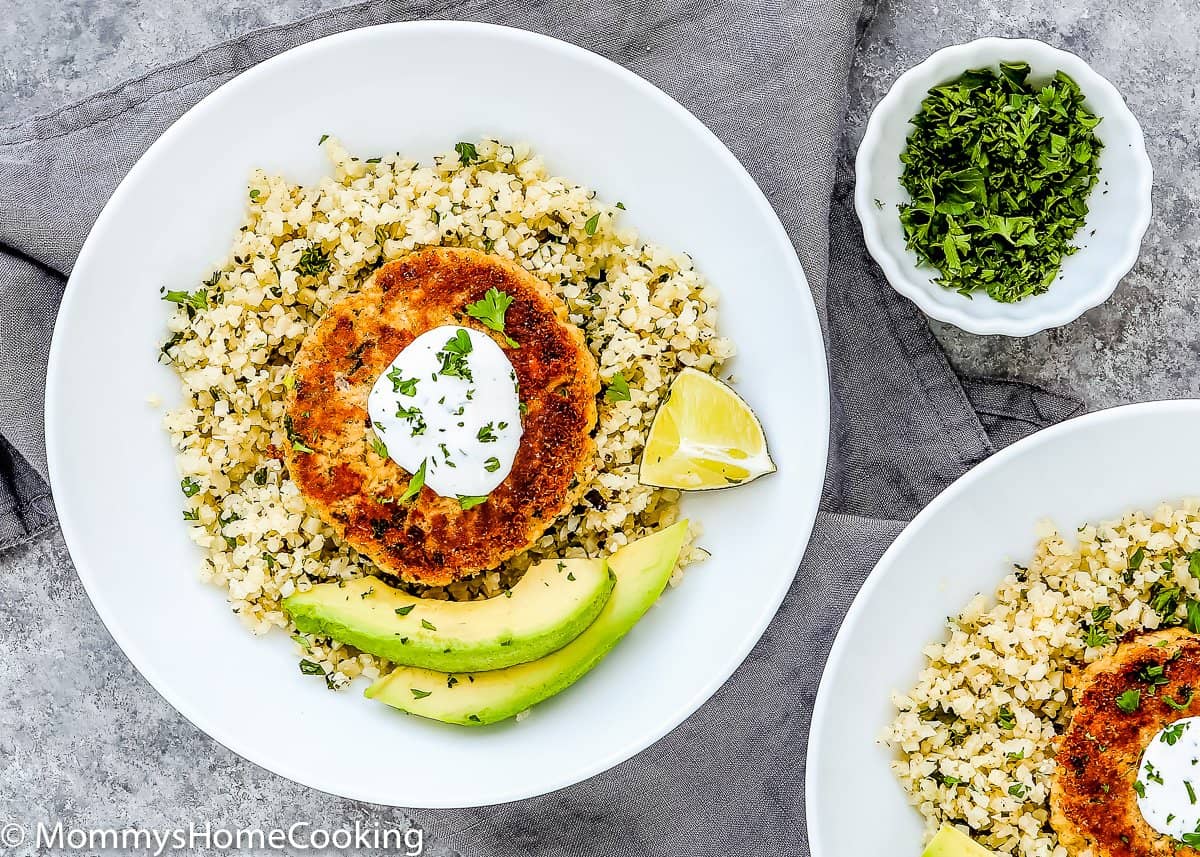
[855,37,1153,336]
[45,22,830,807]
[806,399,1200,856]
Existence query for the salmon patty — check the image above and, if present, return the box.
[283,247,599,586]
[1051,628,1200,856]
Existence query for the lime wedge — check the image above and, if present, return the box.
[639,368,775,490]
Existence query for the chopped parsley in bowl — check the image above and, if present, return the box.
[898,61,1102,304]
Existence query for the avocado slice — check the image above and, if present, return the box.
[283,557,613,673]
[364,520,688,725]
[921,826,996,857]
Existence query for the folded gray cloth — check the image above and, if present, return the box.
[0,0,1081,854]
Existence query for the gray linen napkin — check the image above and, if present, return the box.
[0,1,1081,854]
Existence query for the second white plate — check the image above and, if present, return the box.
[807,400,1200,854]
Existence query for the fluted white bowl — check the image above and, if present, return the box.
[855,37,1152,336]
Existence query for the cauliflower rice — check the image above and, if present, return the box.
[886,500,1200,857]
[160,138,731,688]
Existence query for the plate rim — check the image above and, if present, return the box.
[45,19,831,807]
[804,397,1200,852]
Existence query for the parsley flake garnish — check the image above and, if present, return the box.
[484,457,501,473]
[466,288,519,347]
[1162,721,1189,746]
[411,688,432,699]
[180,477,201,497]
[454,141,479,164]
[584,212,601,235]
[477,423,498,443]
[1167,688,1195,712]
[457,495,488,511]
[162,288,209,311]
[299,659,324,676]
[295,244,331,277]
[395,604,415,616]
[1116,688,1142,714]
[420,619,437,631]
[399,459,428,503]
[387,366,419,396]
[437,330,474,381]
[605,372,632,402]
[369,432,388,459]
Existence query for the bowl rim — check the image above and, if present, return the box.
[44,19,831,807]
[804,397,1200,853]
[854,36,1154,336]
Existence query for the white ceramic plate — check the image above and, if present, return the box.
[806,399,1200,855]
[856,37,1152,336]
[46,22,829,808]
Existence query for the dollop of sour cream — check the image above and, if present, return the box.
[1136,716,1200,841]
[367,325,522,501]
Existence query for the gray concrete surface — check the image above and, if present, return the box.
[1,0,1196,853]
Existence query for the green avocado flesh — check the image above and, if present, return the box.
[365,520,689,725]
[921,826,996,857]
[283,557,613,673]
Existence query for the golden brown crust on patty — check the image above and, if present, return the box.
[283,247,599,586]
[1051,627,1200,857]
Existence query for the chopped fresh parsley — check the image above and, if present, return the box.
[995,706,1016,730]
[1151,582,1183,622]
[399,459,428,503]
[1116,688,1142,714]
[162,288,209,311]
[1083,623,1109,648]
[1007,784,1026,799]
[1188,599,1200,634]
[180,477,201,497]
[182,509,199,521]
[420,619,437,631]
[284,415,315,453]
[437,330,474,381]
[411,688,432,699]
[249,188,261,201]
[1191,550,1200,580]
[1138,663,1169,687]
[1130,546,1146,570]
[1167,688,1196,711]
[466,288,519,347]
[477,423,498,443]
[1162,721,1189,746]
[1091,605,1113,624]
[898,62,1102,303]
[455,141,479,164]
[299,659,324,676]
[584,212,601,235]
[318,133,329,145]
[369,432,388,459]
[605,371,632,402]
[1188,780,1197,805]
[295,244,331,277]
[387,366,419,396]
[484,456,501,473]
[1134,780,1147,798]
[458,495,488,511]
[394,604,415,616]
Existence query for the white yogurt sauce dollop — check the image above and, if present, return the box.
[367,325,522,500]
[1136,716,1200,841]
